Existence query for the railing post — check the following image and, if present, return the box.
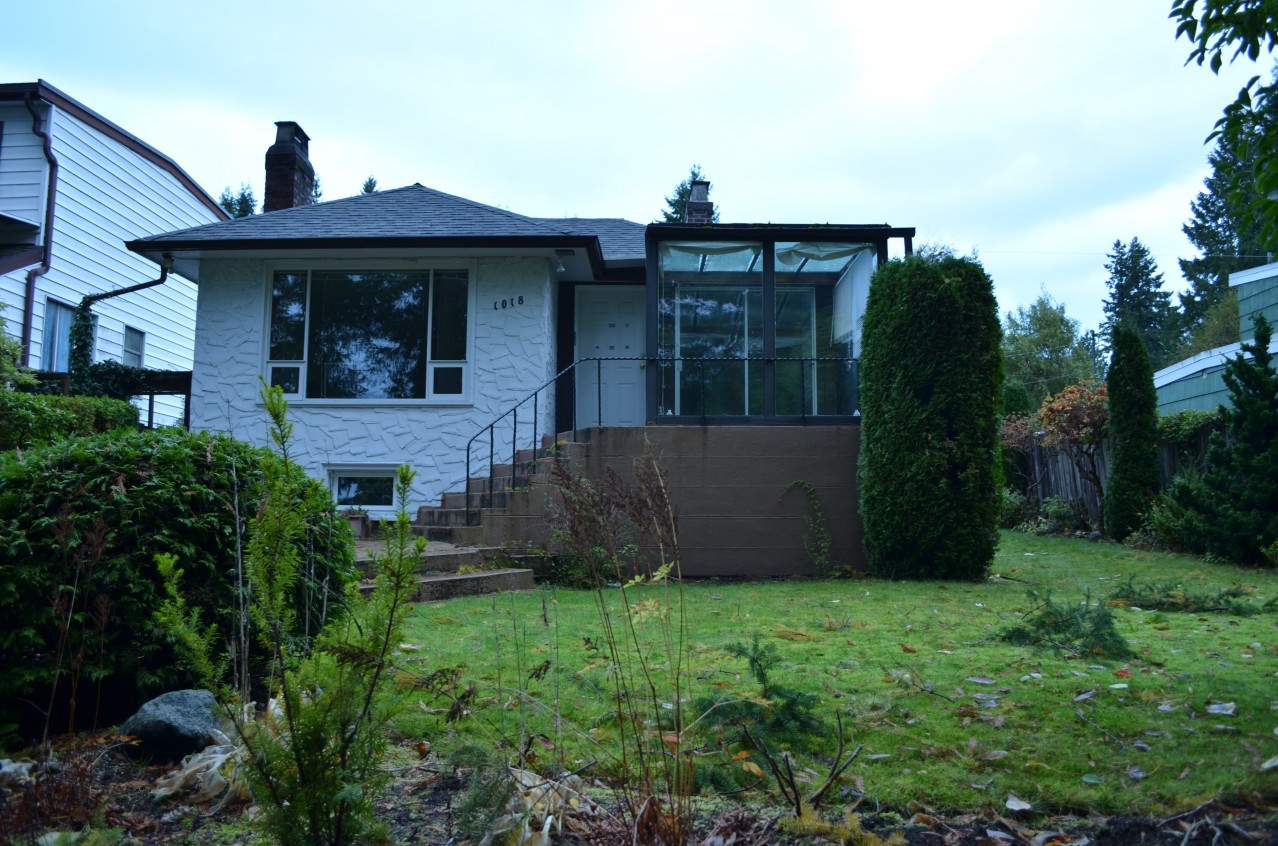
[596,358,602,428]
[465,445,473,526]
[533,393,539,463]
[800,359,807,422]
[488,428,494,509]
[511,407,518,490]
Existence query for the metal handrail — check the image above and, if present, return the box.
[461,356,857,526]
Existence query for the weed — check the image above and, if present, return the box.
[784,480,837,575]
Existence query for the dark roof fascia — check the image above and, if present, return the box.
[0,245,43,276]
[645,223,917,245]
[126,234,608,278]
[0,81,229,221]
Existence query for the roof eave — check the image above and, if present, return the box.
[127,234,609,280]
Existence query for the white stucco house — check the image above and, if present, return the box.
[129,124,915,575]
[0,81,226,420]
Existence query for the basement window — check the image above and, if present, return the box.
[332,472,396,509]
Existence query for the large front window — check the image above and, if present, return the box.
[655,241,874,418]
[267,268,470,400]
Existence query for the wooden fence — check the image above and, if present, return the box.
[1019,432,1215,528]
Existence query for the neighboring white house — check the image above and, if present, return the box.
[129,125,914,578]
[0,80,225,418]
[1154,261,1278,414]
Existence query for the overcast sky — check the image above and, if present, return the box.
[4,1,1267,333]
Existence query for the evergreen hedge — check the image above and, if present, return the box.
[858,255,1002,580]
[1104,323,1159,541]
[1173,315,1278,565]
[0,391,139,450]
[0,428,356,737]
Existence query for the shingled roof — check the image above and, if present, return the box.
[128,183,645,265]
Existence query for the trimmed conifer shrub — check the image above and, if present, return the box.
[1179,315,1278,565]
[1104,323,1159,541]
[0,428,355,738]
[858,255,1002,580]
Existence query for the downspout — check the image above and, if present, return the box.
[80,254,174,309]
[69,254,174,375]
[20,90,58,367]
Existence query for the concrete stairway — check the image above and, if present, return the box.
[353,536,536,601]
[413,435,587,551]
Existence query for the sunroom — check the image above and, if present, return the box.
[571,224,914,430]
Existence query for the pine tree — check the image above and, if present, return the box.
[859,255,1002,580]
[657,165,718,224]
[1101,238,1175,371]
[1176,136,1267,354]
[361,176,378,194]
[1104,324,1159,541]
[218,184,257,218]
[1197,315,1278,565]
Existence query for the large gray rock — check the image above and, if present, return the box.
[118,689,225,762]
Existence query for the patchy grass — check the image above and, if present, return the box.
[395,531,1278,818]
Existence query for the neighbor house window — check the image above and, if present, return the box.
[40,299,89,372]
[122,326,145,367]
[267,268,470,400]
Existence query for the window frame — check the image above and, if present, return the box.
[122,325,145,368]
[262,261,476,405]
[328,466,400,515]
[40,298,95,372]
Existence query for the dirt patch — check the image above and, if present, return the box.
[3,734,1275,845]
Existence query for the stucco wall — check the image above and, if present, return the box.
[191,255,558,509]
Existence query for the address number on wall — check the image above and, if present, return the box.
[493,296,526,310]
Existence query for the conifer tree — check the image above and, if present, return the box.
[1196,315,1278,564]
[1104,324,1159,541]
[1101,238,1175,370]
[859,255,1002,580]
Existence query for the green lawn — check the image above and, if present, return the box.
[395,531,1278,817]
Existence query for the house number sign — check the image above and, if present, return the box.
[493,296,525,310]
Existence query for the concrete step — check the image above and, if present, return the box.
[358,568,535,602]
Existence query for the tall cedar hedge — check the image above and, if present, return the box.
[858,255,1002,580]
[1104,323,1159,541]
[0,428,356,736]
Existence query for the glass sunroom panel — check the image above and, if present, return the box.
[657,242,763,416]
[775,242,873,415]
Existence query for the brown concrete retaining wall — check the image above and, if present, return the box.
[476,426,864,578]
[583,426,862,578]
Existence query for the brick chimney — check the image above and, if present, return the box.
[685,179,713,224]
[263,122,314,212]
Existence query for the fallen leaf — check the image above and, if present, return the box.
[1005,794,1032,812]
[1261,756,1278,771]
[1082,774,1102,784]
[1206,701,1236,716]
[901,643,917,654]
[979,750,1010,761]
[1127,765,1146,780]
[742,761,764,778]
[1074,689,1096,702]
[966,676,996,685]
[1114,669,1133,678]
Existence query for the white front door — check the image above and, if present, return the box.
[575,286,645,427]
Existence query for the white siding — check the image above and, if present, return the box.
[191,256,558,509]
[2,105,219,420]
[0,103,48,228]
